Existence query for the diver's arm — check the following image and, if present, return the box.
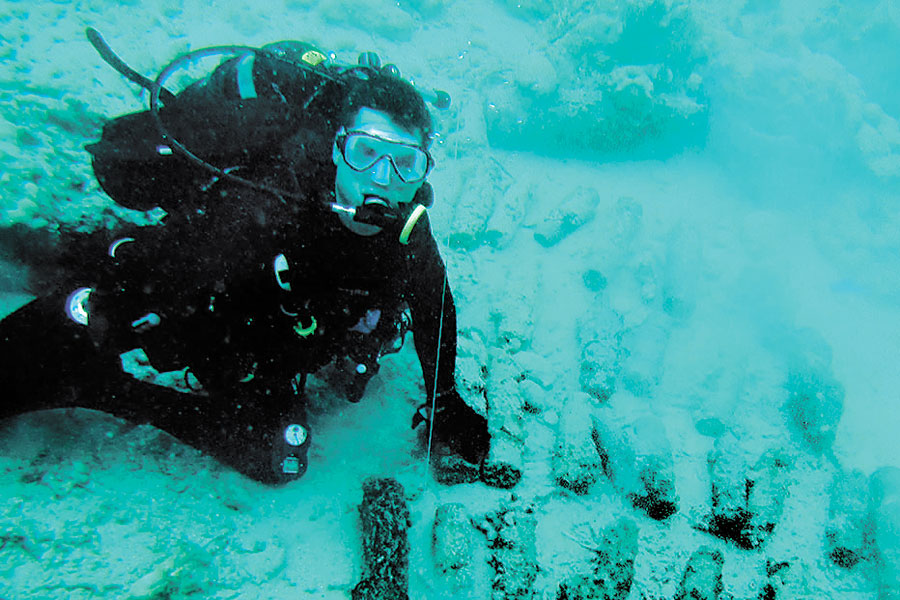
[415,275,458,399]
[406,232,489,465]
[405,218,458,399]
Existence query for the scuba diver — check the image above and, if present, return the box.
[0,31,489,484]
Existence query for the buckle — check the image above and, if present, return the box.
[293,315,317,337]
[282,456,302,474]
[412,402,447,430]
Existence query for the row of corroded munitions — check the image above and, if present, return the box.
[440,505,782,600]
[552,396,900,593]
[552,393,679,521]
[446,176,602,251]
[551,392,793,552]
[353,480,806,599]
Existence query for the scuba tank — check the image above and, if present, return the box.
[86,33,341,213]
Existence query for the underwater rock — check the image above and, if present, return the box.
[352,478,410,600]
[432,503,480,594]
[581,269,608,292]
[694,417,728,438]
[513,48,560,96]
[706,435,790,549]
[476,503,538,600]
[556,517,638,600]
[484,65,706,159]
[485,2,707,158]
[782,363,845,453]
[577,306,625,402]
[552,393,602,495]
[674,546,724,600]
[592,413,678,520]
[320,0,415,41]
[533,186,598,248]
[825,469,870,568]
[869,467,900,599]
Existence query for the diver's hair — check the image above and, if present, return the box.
[337,69,433,145]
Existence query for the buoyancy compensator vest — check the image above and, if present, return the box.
[86,30,343,212]
[84,28,449,217]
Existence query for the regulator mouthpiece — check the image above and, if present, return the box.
[329,202,427,244]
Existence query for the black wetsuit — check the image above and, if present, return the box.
[1,45,487,484]
[0,163,458,483]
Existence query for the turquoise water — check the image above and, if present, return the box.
[1,1,898,598]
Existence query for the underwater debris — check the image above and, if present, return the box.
[432,503,480,593]
[577,305,625,403]
[553,392,603,495]
[825,469,870,568]
[782,365,845,454]
[704,437,790,549]
[557,517,638,600]
[674,546,724,600]
[124,541,214,600]
[533,186,599,248]
[482,353,526,489]
[475,501,538,600]
[593,413,678,521]
[352,477,411,600]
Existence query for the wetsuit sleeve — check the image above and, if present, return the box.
[405,218,458,400]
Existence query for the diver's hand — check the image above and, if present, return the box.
[413,389,490,485]
[434,390,491,465]
[431,389,490,465]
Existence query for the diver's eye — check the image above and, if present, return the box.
[394,152,416,170]
[357,141,380,159]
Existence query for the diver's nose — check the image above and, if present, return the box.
[370,156,392,186]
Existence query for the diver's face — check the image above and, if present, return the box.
[332,107,425,236]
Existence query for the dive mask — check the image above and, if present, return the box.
[336,130,433,184]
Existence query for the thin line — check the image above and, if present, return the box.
[424,97,462,478]
[424,272,448,469]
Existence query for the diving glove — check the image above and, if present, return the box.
[414,389,489,465]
